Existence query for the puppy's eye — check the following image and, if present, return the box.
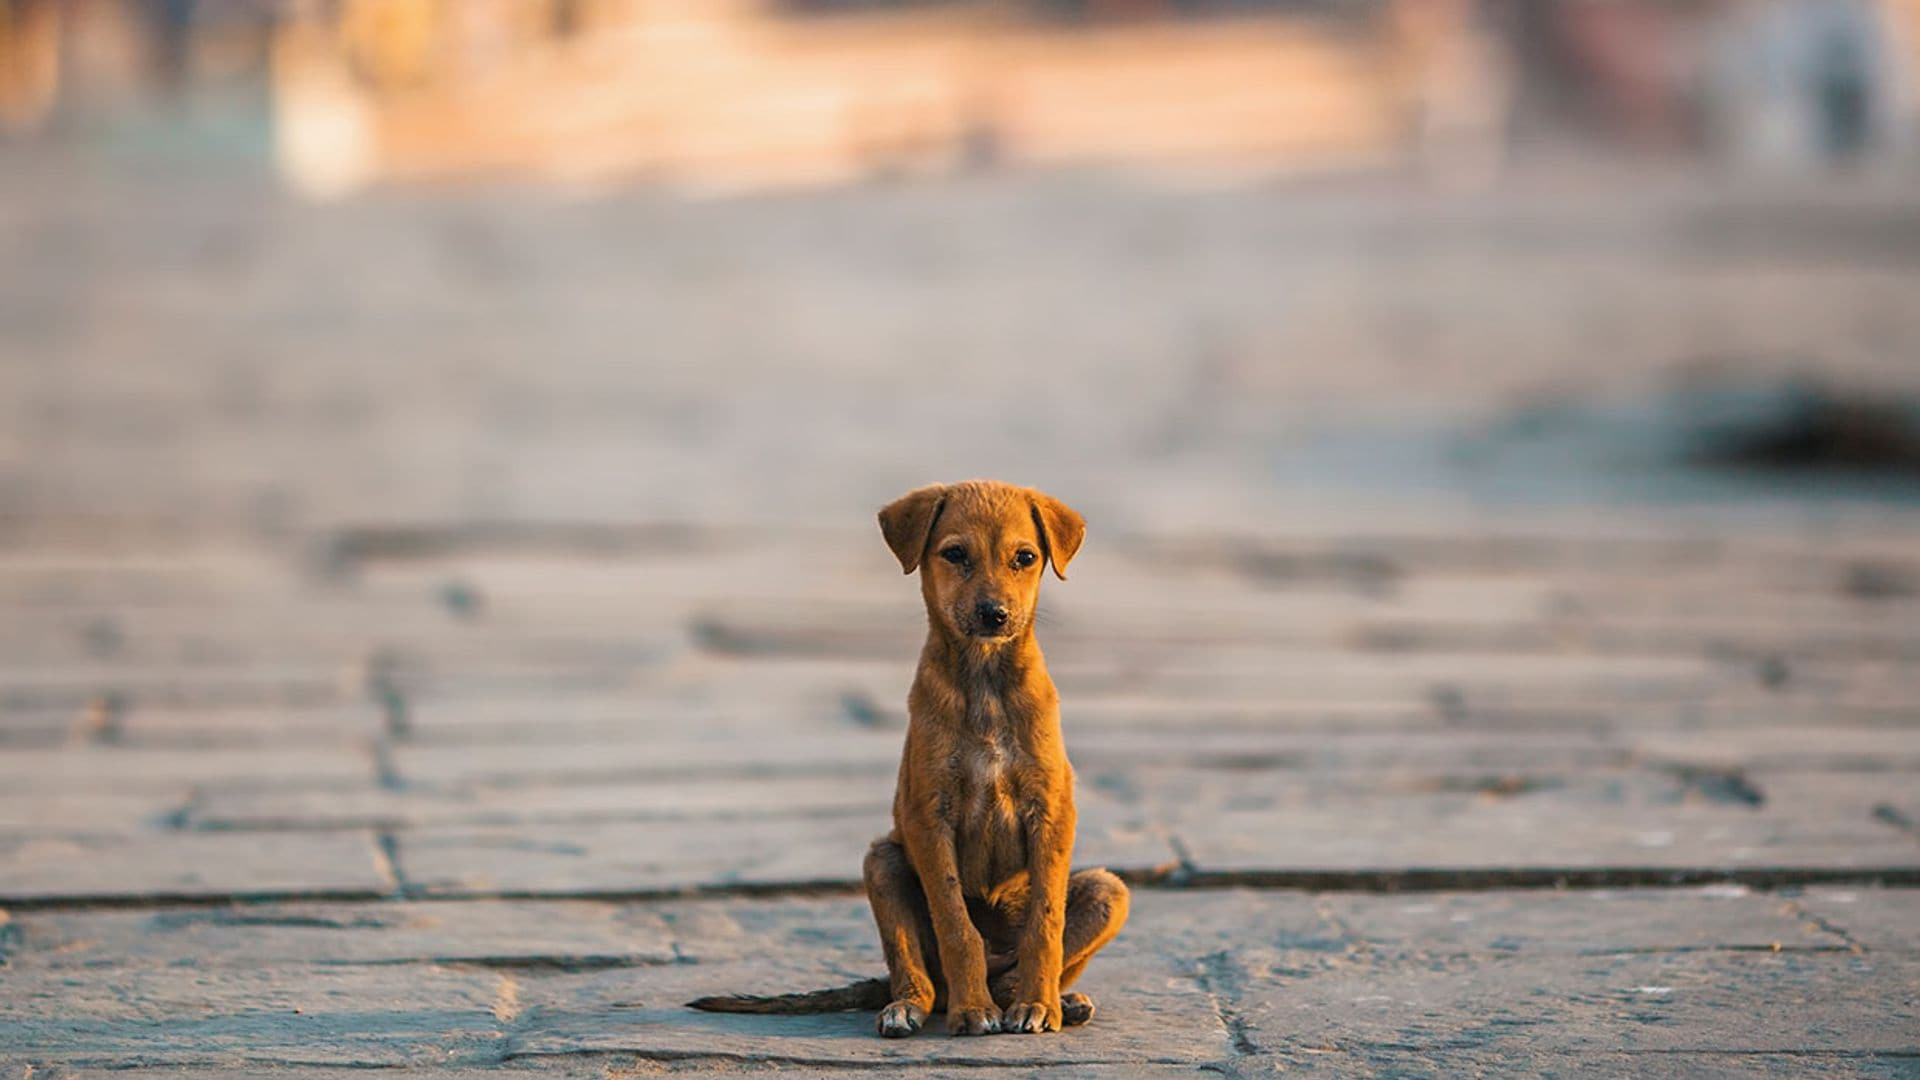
[940,546,968,565]
[1013,550,1038,569]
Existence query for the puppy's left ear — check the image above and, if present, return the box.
[878,484,949,574]
[1029,491,1085,581]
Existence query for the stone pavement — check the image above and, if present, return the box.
[2,520,1918,1076]
[3,152,1920,1075]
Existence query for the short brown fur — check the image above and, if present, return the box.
[688,480,1128,1038]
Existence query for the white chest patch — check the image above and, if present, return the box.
[970,740,1006,785]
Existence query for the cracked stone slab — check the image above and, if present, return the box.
[397,807,1175,898]
[0,890,1915,1072]
[0,706,74,746]
[0,791,188,837]
[1107,761,1680,815]
[388,729,1630,791]
[391,735,904,787]
[1064,698,1447,735]
[0,746,371,793]
[0,830,394,903]
[1262,1049,1920,1077]
[1325,886,1850,956]
[1756,772,1920,834]
[1792,887,1920,953]
[189,785,1171,879]
[1136,886,1847,960]
[115,704,386,744]
[497,892,1245,1066]
[1076,729,1631,772]
[399,660,911,741]
[1092,647,1725,700]
[0,964,508,1069]
[0,664,357,711]
[6,890,1915,1072]
[4,900,678,970]
[1633,728,1920,771]
[395,702,857,745]
[692,593,1920,659]
[0,1060,1226,1078]
[1073,788,1184,876]
[1173,795,1920,878]
[1224,949,1920,1059]
[189,775,895,831]
[397,817,884,896]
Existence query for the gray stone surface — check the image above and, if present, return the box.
[4,157,1920,1072]
[189,775,896,831]
[1167,772,1920,877]
[397,817,885,897]
[3,890,1915,1074]
[6,900,679,969]
[1325,886,1848,956]
[0,792,186,837]
[0,1060,1228,1068]
[116,704,388,745]
[0,831,395,903]
[389,735,905,787]
[0,965,508,1068]
[1793,887,1920,953]
[1227,949,1920,1058]
[505,952,1231,1068]
[0,746,372,793]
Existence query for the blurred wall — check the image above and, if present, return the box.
[268,0,1413,196]
[6,0,1919,194]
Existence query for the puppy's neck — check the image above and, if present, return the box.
[919,623,1051,723]
[944,628,1039,678]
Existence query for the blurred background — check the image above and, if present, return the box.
[6,9,1920,1063]
[4,0,1920,992]
[3,0,1919,539]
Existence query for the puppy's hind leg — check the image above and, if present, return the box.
[865,835,941,1038]
[991,867,1129,1026]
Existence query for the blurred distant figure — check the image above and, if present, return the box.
[5,0,282,132]
[0,0,60,133]
[147,0,196,89]
[1705,0,1914,170]
[1385,0,1514,188]
[1555,0,1689,147]
[272,3,380,199]
[337,0,438,89]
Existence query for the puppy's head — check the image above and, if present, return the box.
[878,480,1084,643]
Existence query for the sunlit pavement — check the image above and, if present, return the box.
[2,156,1917,1074]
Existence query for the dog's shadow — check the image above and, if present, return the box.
[521,1005,1100,1062]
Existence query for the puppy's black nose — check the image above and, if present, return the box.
[976,600,1010,630]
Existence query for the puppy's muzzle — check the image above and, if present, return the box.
[970,599,1013,637]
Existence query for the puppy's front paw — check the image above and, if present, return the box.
[877,1000,926,1038]
[946,1004,1002,1036]
[1001,1000,1061,1034]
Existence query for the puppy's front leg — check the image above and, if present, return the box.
[1004,807,1073,1034]
[902,825,1000,1035]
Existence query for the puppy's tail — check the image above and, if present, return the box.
[687,977,891,1014]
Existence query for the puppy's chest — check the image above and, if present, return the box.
[954,735,1021,817]
[949,733,1029,879]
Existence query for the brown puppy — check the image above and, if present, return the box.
[689,480,1129,1038]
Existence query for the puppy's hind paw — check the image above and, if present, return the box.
[877,1000,927,1038]
[1061,992,1095,1027]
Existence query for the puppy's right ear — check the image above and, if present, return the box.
[878,484,948,574]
